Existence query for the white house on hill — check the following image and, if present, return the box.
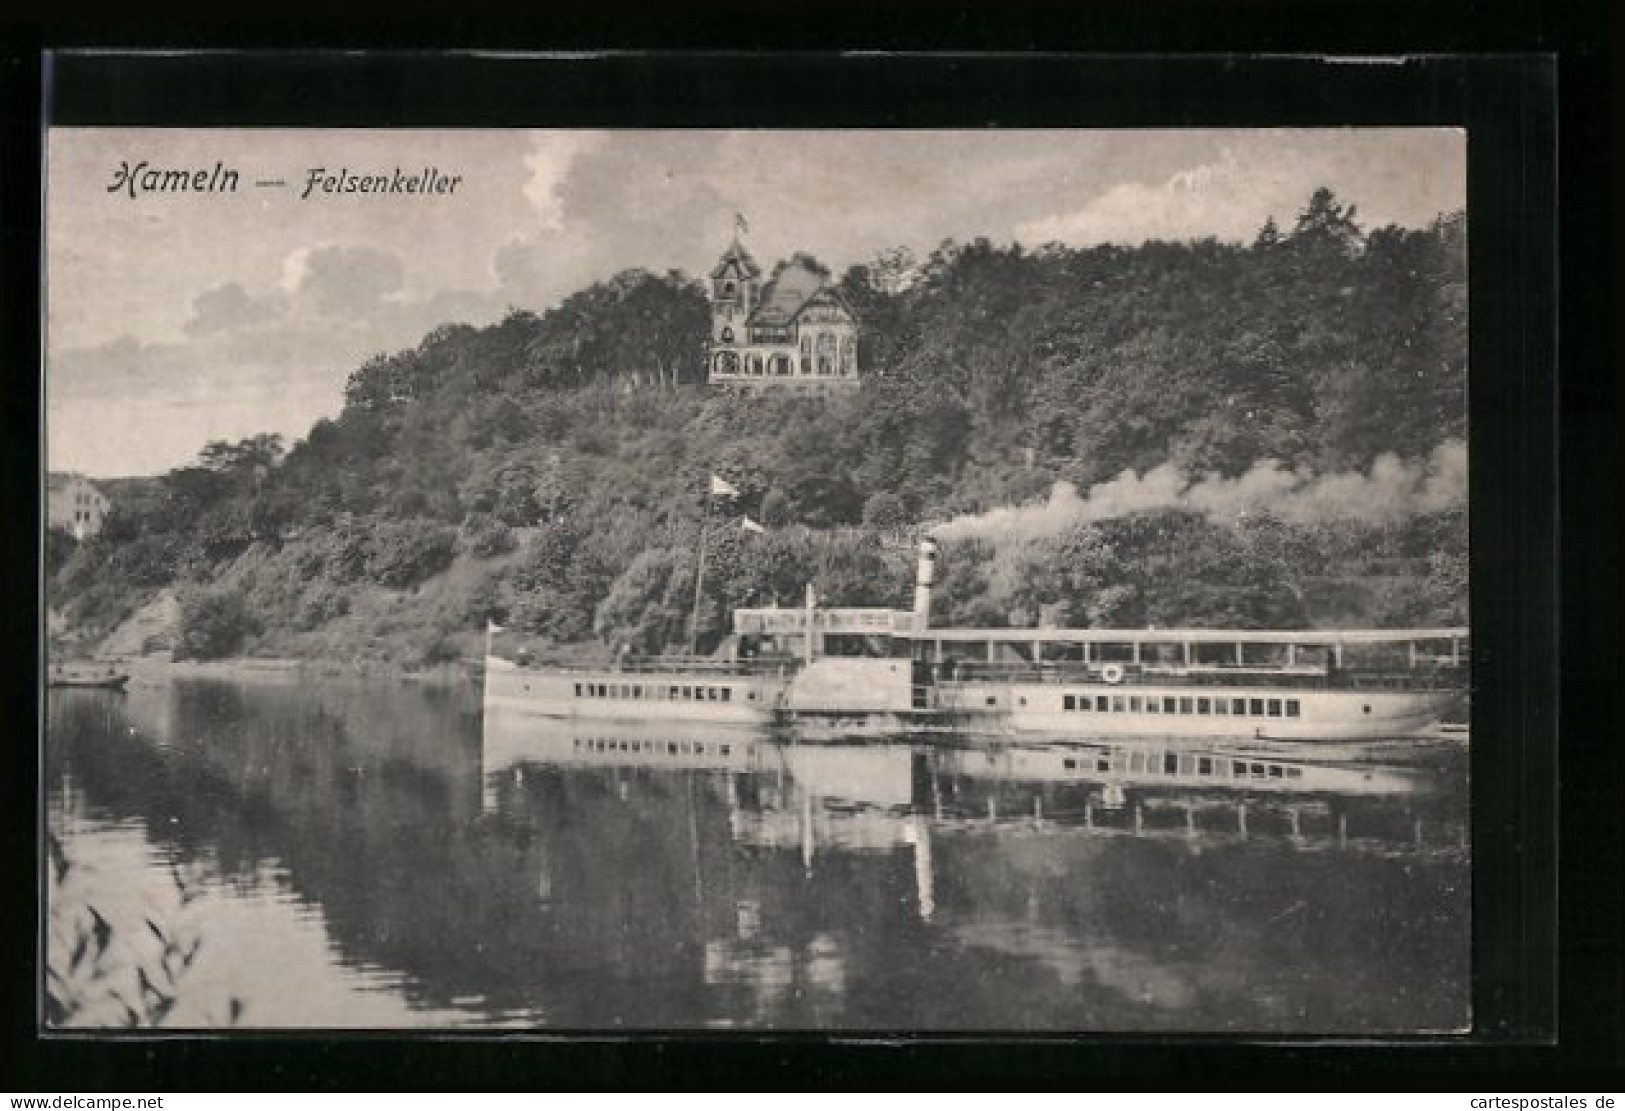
[706,239,860,394]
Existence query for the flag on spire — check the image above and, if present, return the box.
[709,473,740,498]
[740,516,766,535]
[734,212,749,236]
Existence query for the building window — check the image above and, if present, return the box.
[1095,696,1109,712]
[1063,694,1076,710]
[1285,699,1301,718]
[1111,696,1125,712]
[1163,697,1177,714]
[1267,699,1283,717]
[1197,697,1211,714]
[1146,697,1159,713]
[1250,698,1265,716]
[1164,753,1179,774]
[720,326,734,343]
[1179,697,1193,714]
[1198,757,1213,775]
[1129,697,1142,712]
[1232,698,1246,715]
[1063,758,1077,770]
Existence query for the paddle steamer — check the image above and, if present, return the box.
[485,540,1467,742]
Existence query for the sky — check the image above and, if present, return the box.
[46,128,1465,478]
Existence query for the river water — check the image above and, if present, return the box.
[44,678,1470,1032]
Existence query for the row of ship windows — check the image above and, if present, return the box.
[1061,752,1306,779]
[574,682,748,703]
[1063,693,1303,718]
[572,737,751,758]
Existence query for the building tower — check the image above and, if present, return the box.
[708,238,762,376]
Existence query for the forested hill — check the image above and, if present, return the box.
[51,189,1469,665]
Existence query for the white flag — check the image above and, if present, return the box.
[487,618,505,634]
[710,474,739,498]
[740,516,766,534]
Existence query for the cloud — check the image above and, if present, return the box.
[523,131,607,233]
[1016,131,1464,248]
[288,245,405,317]
[182,282,284,337]
[1017,147,1297,246]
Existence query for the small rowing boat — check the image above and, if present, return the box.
[48,666,129,691]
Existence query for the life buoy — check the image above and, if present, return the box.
[1100,663,1125,684]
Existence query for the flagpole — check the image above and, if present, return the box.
[688,491,714,658]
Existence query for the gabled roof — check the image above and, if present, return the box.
[47,472,105,495]
[797,284,854,318]
[748,261,847,328]
[709,240,762,281]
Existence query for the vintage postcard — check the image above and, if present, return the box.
[45,122,1473,1032]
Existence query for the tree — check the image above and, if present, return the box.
[176,588,257,660]
[861,491,911,535]
[593,546,695,653]
[1290,187,1364,257]
[758,488,793,528]
[46,527,78,577]
[1253,216,1282,250]
[364,519,457,588]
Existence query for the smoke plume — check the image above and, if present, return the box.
[934,439,1467,544]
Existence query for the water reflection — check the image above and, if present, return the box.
[46,681,1469,1032]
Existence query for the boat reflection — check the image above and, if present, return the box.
[482,710,1465,865]
[480,710,1468,1029]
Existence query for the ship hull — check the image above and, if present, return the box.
[945,680,1461,742]
[483,657,782,726]
[484,659,1462,742]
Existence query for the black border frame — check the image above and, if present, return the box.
[3,34,1614,1090]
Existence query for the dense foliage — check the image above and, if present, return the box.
[51,192,1468,663]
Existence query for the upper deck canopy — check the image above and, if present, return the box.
[732,605,1466,647]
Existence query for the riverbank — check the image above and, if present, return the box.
[76,652,480,688]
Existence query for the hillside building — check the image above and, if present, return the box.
[707,239,860,394]
[47,473,110,540]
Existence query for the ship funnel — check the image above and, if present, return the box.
[913,538,938,629]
